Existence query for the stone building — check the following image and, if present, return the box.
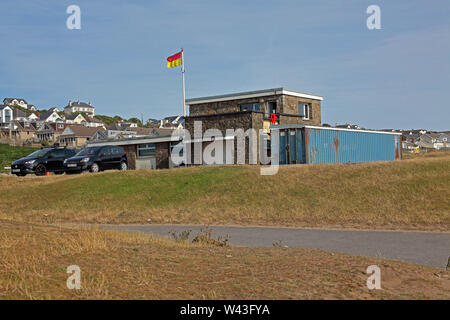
[184,88,323,164]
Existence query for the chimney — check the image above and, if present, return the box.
[69,100,72,106]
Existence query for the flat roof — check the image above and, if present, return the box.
[87,134,182,146]
[186,88,323,105]
[272,124,402,135]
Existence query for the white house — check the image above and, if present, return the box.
[65,113,86,124]
[28,113,39,121]
[0,105,13,125]
[3,98,28,109]
[83,117,106,128]
[64,100,95,116]
[40,110,63,123]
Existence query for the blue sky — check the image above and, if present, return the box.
[1,0,449,130]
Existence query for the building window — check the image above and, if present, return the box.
[4,109,11,123]
[239,103,260,112]
[266,101,277,117]
[299,103,310,120]
[138,143,156,157]
[170,141,184,156]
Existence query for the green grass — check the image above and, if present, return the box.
[0,151,449,230]
[0,144,38,173]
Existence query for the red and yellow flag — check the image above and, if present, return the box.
[166,51,182,68]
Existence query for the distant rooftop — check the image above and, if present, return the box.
[186,88,323,105]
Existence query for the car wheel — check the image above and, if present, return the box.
[90,163,100,173]
[35,164,47,176]
[120,161,128,171]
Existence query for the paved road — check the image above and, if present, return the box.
[101,224,450,269]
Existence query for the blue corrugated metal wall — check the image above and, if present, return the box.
[276,126,401,165]
[296,129,306,164]
[280,131,287,164]
[289,130,297,164]
[305,127,400,164]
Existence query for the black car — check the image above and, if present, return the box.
[64,145,128,173]
[11,147,77,176]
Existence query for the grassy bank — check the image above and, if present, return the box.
[0,220,448,299]
[0,152,449,230]
[0,144,38,173]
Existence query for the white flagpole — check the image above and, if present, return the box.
[181,48,186,117]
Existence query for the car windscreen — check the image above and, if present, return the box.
[27,149,49,158]
[75,147,101,156]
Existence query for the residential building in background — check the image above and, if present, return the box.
[84,117,106,128]
[36,122,67,142]
[0,105,13,126]
[39,110,63,123]
[418,133,450,150]
[3,98,29,109]
[64,100,95,116]
[58,125,102,147]
[65,113,86,124]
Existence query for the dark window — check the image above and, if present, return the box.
[266,101,277,117]
[101,146,112,156]
[138,144,155,157]
[4,109,11,123]
[298,103,310,120]
[50,149,66,157]
[112,146,123,155]
[239,103,260,112]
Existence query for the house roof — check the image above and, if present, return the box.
[423,133,441,139]
[186,88,323,105]
[64,101,94,108]
[40,111,60,120]
[60,125,102,137]
[0,104,12,110]
[107,122,133,130]
[66,113,85,121]
[163,116,179,122]
[37,122,67,133]
[88,133,182,147]
[133,127,174,136]
[4,98,28,104]
[11,120,38,131]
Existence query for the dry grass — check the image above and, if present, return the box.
[0,220,448,299]
[0,151,449,230]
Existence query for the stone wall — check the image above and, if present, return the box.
[189,93,321,125]
[189,95,281,117]
[121,144,137,170]
[155,142,170,169]
[280,95,321,125]
[118,143,170,170]
[185,111,265,164]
